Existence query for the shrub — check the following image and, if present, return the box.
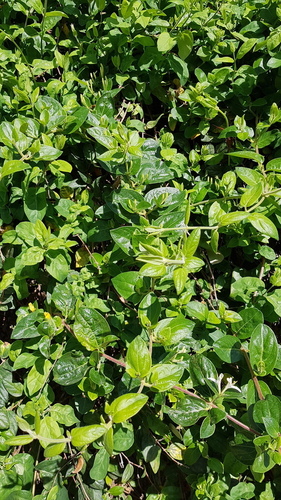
[1,0,281,498]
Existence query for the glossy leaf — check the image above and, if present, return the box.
[149,364,183,391]
[249,324,278,376]
[107,393,148,423]
[126,336,151,378]
[248,213,279,240]
[138,293,161,328]
[168,396,208,426]
[73,307,111,351]
[71,425,106,447]
[231,307,264,339]
[1,160,28,178]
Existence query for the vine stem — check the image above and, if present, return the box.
[241,349,264,401]
[101,353,260,436]
[63,322,260,436]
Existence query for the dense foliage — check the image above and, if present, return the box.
[1,0,281,498]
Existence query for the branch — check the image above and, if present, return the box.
[62,321,260,436]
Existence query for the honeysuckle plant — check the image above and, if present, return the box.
[1,0,281,499]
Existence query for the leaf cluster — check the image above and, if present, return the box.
[1,1,281,499]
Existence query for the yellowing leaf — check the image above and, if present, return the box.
[75,247,90,268]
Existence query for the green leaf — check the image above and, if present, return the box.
[177,31,193,60]
[240,183,262,208]
[44,442,66,458]
[21,246,45,265]
[28,0,44,14]
[149,363,183,391]
[122,463,134,483]
[182,229,201,258]
[51,283,75,316]
[64,107,88,134]
[253,396,281,438]
[5,435,34,446]
[168,396,208,426]
[230,482,255,499]
[90,448,110,480]
[112,271,142,304]
[267,54,281,69]
[138,293,161,328]
[49,404,79,426]
[213,336,242,363]
[126,336,151,379]
[231,442,257,466]
[73,307,111,351]
[88,126,117,149]
[157,32,176,53]
[45,250,70,282]
[14,352,38,370]
[71,425,106,447]
[167,53,189,85]
[173,267,188,295]
[0,272,14,291]
[51,160,73,172]
[154,315,194,346]
[35,145,62,161]
[249,324,278,376]
[104,427,114,456]
[26,358,52,396]
[189,355,218,389]
[200,415,215,439]
[259,245,276,261]
[107,393,148,423]
[228,151,264,163]
[110,227,135,255]
[139,262,166,277]
[248,213,279,240]
[252,451,275,473]
[45,10,69,17]
[38,416,63,448]
[218,211,249,227]
[266,289,281,316]
[237,38,257,59]
[230,277,265,303]
[1,160,28,179]
[23,186,47,222]
[236,167,264,185]
[231,307,264,339]
[266,158,281,172]
[113,422,134,452]
[53,351,88,385]
[11,311,44,339]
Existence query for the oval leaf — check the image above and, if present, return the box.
[249,324,278,376]
[71,425,106,447]
[107,393,148,423]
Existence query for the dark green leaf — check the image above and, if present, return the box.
[73,307,111,351]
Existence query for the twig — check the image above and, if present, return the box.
[173,385,260,435]
[62,320,261,436]
[102,352,126,367]
[152,433,189,469]
[203,252,219,306]
[120,452,144,469]
[253,257,265,301]
[241,349,264,401]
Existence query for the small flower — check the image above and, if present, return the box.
[222,377,241,394]
[208,373,241,395]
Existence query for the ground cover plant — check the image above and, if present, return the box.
[1,0,281,498]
